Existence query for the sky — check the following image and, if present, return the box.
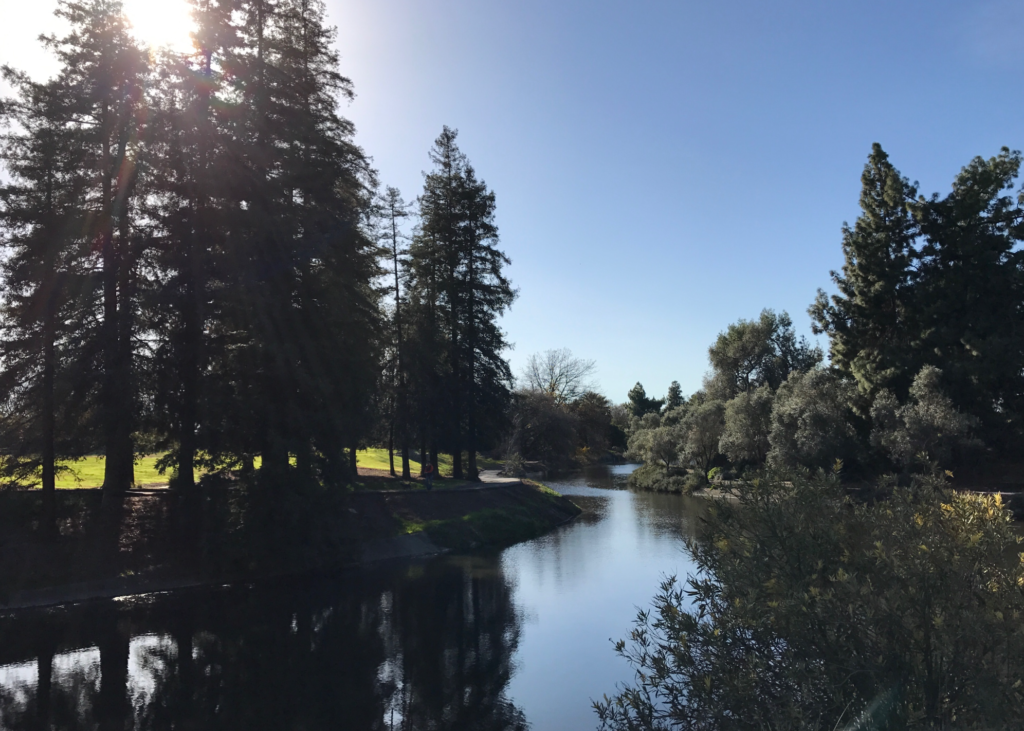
[3,0,1023,403]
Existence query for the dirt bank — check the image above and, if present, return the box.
[0,481,580,612]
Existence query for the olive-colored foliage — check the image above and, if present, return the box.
[871,366,982,471]
[626,462,689,493]
[719,385,774,465]
[768,369,862,471]
[627,425,680,472]
[680,401,726,479]
[596,471,1024,730]
[706,309,821,401]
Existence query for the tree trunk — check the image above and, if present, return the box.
[388,422,395,476]
[114,213,135,490]
[101,99,122,498]
[419,435,427,477]
[176,243,199,493]
[41,305,57,538]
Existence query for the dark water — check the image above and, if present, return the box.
[0,465,705,730]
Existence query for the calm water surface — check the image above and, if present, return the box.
[0,465,706,730]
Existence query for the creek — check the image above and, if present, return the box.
[0,464,707,731]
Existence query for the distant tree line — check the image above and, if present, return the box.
[499,349,626,472]
[626,143,1024,490]
[0,0,515,528]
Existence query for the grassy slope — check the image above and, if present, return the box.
[396,481,581,550]
[45,449,503,488]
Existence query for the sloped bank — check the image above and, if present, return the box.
[353,481,582,558]
[0,481,581,611]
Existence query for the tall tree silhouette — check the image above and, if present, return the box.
[0,67,93,531]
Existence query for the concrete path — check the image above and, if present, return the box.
[477,469,522,486]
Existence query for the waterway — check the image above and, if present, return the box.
[0,464,707,730]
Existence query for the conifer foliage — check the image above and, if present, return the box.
[0,1,516,507]
[405,127,516,480]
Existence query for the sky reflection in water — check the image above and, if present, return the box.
[0,465,705,731]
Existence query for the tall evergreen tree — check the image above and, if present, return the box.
[146,3,234,492]
[458,163,515,479]
[0,68,92,529]
[376,186,412,478]
[665,381,684,410]
[38,0,151,497]
[810,143,920,400]
[411,127,514,480]
[912,148,1024,431]
[221,0,379,484]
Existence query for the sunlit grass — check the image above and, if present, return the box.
[54,455,169,489]
[357,448,502,476]
[40,448,503,488]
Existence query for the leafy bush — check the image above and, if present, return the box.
[627,463,689,493]
[682,471,706,493]
[499,452,526,477]
[596,470,1024,730]
[871,365,982,472]
[768,369,863,472]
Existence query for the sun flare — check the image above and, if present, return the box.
[121,0,195,52]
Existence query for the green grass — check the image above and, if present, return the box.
[356,448,502,476]
[36,448,502,489]
[51,455,169,489]
[420,507,555,550]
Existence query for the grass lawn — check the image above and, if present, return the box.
[40,449,503,489]
[356,448,503,476]
[54,455,169,489]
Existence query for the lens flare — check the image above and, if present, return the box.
[121,0,195,52]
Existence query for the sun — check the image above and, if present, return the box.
[122,0,195,53]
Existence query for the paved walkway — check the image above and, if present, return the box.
[477,470,522,486]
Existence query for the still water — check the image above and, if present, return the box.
[0,465,706,730]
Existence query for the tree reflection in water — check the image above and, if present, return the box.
[0,555,526,730]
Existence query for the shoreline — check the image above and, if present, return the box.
[0,480,581,614]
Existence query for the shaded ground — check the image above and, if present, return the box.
[0,480,579,611]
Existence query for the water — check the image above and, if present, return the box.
[0,465,706,730]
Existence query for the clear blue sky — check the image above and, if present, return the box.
[5,0,1024,403]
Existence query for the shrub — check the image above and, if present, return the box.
[596,470,1024,730]
[499,452,526,477]
[627,463,689,493]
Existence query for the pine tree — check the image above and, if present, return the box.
[0,68,92,530]
[38,0,151,497]
[810,143,919,400]
[912,148,1024,430]
[458,163,515,479]
[627,382,663,418]
[412,127,514,480]
[146,4,235,492]
[415,127,469,477]
[220,0,379,484]
[665,381,684,410]
[376,186,412,478]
